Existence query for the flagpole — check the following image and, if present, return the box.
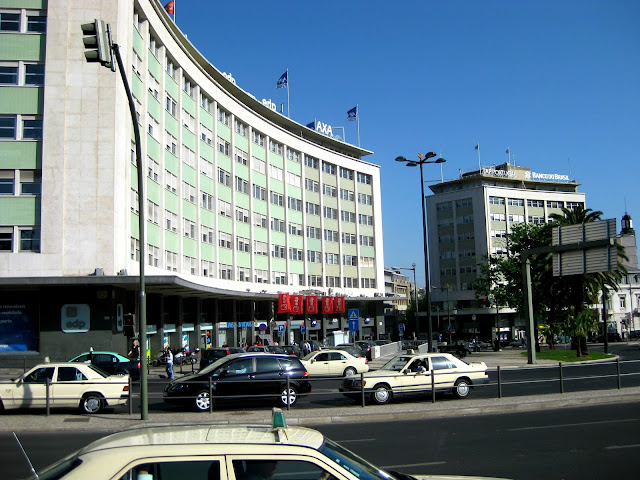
[286,69,290,118]
[356,104,360,147]
[476,143,481,170]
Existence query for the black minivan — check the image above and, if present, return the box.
[163,353,311,411]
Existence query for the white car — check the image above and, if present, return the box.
[26,408,508,480]
[301,349,369,377]
[0,362,130,414]
[340,352,488,404]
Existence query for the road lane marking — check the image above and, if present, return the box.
[605,444,640,450]
[507,419,637,431]
[382,462,446,469]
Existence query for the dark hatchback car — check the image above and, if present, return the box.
[164,352,311,411]
[199,347,246,370]
[68,351,140,380]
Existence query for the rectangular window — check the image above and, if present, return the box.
[183,255,196,274]
[147,200,161,224]
[253,240,268,256]
[287,149,300,163]
[0,229,13,251]
[0,65,18,85]
[235,147,248,166]
[165,94,177,117]
[182,76,194,98]
[218,168,231,187]
[0,172,14,194]
[0,13,20,32]
[200,124,213,145]
[305,179,319,192]
[0,116,16,138]
[218,199,231,218]
[305,155,319,169]
[339,167,354,180]
[322,162,336,175]
[235,176,249,194]
[252,156,266,174]
[183,219,196,239]
[165,210,178,232]
[147,157,159,182]
[218,108,230,126]
[202,225,214,244]
[323,206,337,220]
[287,172,301,187]
[322,184,337,197]
[235,120,247,137]
[182,181,196,203]
[166,250,178,271]
[217,137,230,156]
[357,172,371,184]
[218,231,233,249]
[22,117,42,139]
[271,218,285,232]
[269,164,283,181]
[202,259,215,277]
[219,263,233,280]
[182,145,196,168]
[289,222,303,236]
[165,170,178,194]
[182,109,195,131]
[287,196,302,211]
[253,212,267,229]
[489,196,505,205]
[527,199,544,208]
[165,131,177,155]
[253,184,266,201]
[271,191,284,206]
[19,228,40,252]
[131,238,140,261]
[236,236,250,253]
[200,157,213,177]
[508,198,524,206]
[147,244,160,267]
[307,226,321,240]
[253,131,265,146]
[235,206,249,223]
[340,189,355,201]
[324,229,339,242]
[305,202,320,216]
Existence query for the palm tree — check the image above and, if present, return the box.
[549,206,627,356]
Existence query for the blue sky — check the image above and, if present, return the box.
[170,0,640,286]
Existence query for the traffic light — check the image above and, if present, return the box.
[123,313,135,337]
[81,19,111,67]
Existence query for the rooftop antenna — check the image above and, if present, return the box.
[568,157,572,178]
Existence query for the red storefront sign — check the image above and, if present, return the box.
[290,294,304,314]
[277,293,291,313]
[321,296,334,314]
[305,295,318,314]
[334,296,345,313]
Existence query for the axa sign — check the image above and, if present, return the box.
[306,120,333,137]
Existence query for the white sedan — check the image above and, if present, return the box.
[301,349,369,377]
[340,352,488,404]
[0,362,130,414]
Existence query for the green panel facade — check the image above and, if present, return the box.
[236,252,250,267]
[0,34,45,61]
[0,142,41,168]
[132,25,144,57]
[164,191,178,212]
[200,209,214,227]
[253,256,268,270]
[0,196,40,224]
[217,123,230,142]
[181,91,196,114]
[200,142,213,161]
[146,177,161,204]
[200,174,214,194]
[131,73,143,101]
[199,109,213,129]
[147,51,161,80]
[147,222,161,245]
[201,243,215,261]
[0,1,46,8]
[0,87,43,114]
[182,127,195,150]
[164,113,178,136]
[147,134,160,161]
[183,238,197,257]
[235,135,248,152]
[165,231,179,252]
[130,164,138,191]
[236,222,250,238]
[182,200,196,220]
[130,213,139,238]
[164,149,178,173]
[182,164,196,186]
[147,94,160,121]
[217,249,233,265]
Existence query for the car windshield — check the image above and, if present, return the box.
[302,352,316,361]
[379,356,414,372]
[319,437,394,480]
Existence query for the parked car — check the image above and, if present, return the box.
[509,340,524,348]
[280,344,302,357]
[340,352,488,405]
[199,347,246,370]
[0,362,129,414]
[333,344,365,358]
[246,345,270,353]
[354,340,376,360]
[596,332,622,342]
[68,351,140,380]
[30,409,502,480]
[301,349,369,377]
[267,345,286,354]
[163,353,311,411]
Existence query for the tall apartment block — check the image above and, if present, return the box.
[426,163,585,341]
[0,0,385,361]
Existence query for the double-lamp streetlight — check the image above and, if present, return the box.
[395,152,446,352]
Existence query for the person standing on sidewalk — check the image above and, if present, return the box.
[165,347,174,380]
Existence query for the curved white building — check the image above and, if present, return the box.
[0,0,385,361]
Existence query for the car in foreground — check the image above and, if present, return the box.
[280,344,302,357]
[68,351,140,380]
[340,352,488,405]
[301,349,369,377]
[199,347,246,370]
[163,353,311,411]
[0,362,129,414]
[25,408,507,480]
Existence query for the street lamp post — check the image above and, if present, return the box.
[395,152,446,352]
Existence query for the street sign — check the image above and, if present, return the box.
[398,323,405,332]
[300,324,306,333]
[278,324,285,333]
[552,219,617,276]
[348,319,359,331]
[348,309,359,321]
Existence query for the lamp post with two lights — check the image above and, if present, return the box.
[395,152,446,352]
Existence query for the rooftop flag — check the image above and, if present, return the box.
[347,105,358,121]
[164,1,174,14]
[276,71,288,89]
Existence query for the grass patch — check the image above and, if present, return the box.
[520,349,615,362]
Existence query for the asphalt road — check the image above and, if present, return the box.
[3,401,639,480]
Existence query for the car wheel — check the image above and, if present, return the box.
[343,366,357,377]
[371,384,392,405]
[453,378,471,399]
[80,393,104,414]
[194,390,212,411]
[279,386,298,407]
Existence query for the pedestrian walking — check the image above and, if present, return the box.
[165,347,174,380]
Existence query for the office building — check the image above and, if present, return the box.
[426,162,585,341]
[0,0,385,360]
